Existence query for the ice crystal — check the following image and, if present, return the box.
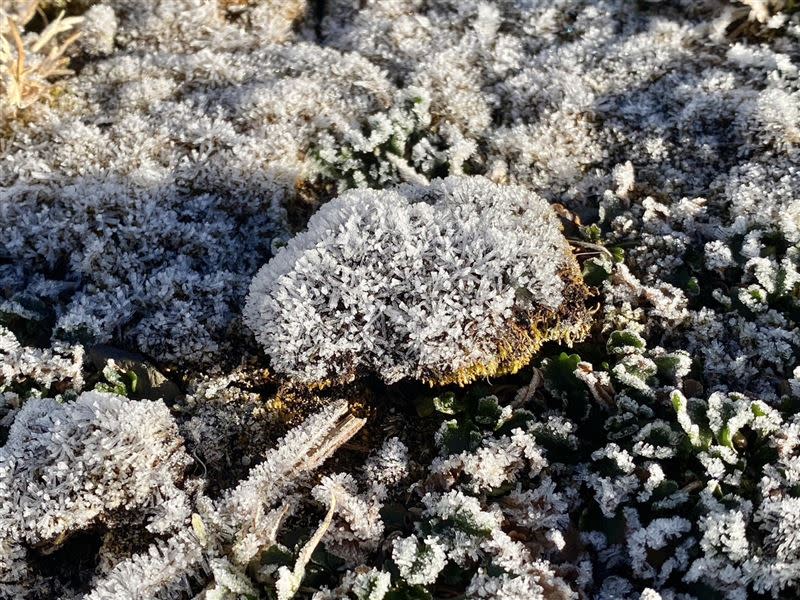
[391,534,447,586]
[0,391,191,596]
[83,399,364,599]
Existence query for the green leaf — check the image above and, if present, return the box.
[653,353,688,379]
[607,329,646,354]
[671,390,686,413]
[719,426,733,448]
[94,381,127,396]
[580,223,602,242]
[438,419,482,454]
[432,392,465,415]
[495,409,535,436]
[541,352,585,400]
[614,356,657,386]
[126,370,139,393]
[475,395,502,428]
[448,510,493,538]
[582,256,612,286]
[686,276,700,296]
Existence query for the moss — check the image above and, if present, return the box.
[267,253,593,392]
[269,258,592,394]
[420,261,593,387]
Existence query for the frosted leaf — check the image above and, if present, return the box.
[391,534,447,586]
[362,437,409,496]
[312,473,384,563]
[312,567,391,600]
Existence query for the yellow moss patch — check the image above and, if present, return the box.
[419,261,593,388]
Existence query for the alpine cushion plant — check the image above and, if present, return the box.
[244,175,591,388]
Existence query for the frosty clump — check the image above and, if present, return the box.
[245,175,590,387]
[0,391,192,597]
[0,389,364,599]
[0,0,393,366]
[84,399,364,600]
[1,326,84,410]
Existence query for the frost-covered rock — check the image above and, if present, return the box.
[245,176,590,386]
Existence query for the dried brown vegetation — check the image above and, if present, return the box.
[1,0,81,113]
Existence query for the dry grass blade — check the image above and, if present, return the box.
[296,412,366,474]
[30,11,82,52]
[275,492,337,600]
[1,3,82,111]
[6,0,38,24]
[9,19,24,81]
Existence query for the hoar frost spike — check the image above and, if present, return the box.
[245,175,591,387]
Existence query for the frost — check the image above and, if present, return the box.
[430,428,546,493]
[1,0,394,365]
[312,567,391,600]
[0,392,190,547]
[78,4,117,56]
[312,473,384,563]
[84,400,364,599]
[391,534,447,586]
[363,437,409,495]
[0,326,84,402]
[704,240,735,270]
[2,0,800,597]
[84,529,206,600]
[245,175,589,386]
[0,391,191,595]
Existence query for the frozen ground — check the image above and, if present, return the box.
[1,1,799,598]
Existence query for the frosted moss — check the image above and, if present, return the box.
[245,176,590,387]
